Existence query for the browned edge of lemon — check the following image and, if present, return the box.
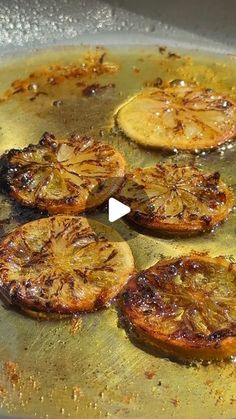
[0,215,134,316]
[119,254,236,362]
[0,133,127,215]
[115,87,236,152]
[117,165,234,235]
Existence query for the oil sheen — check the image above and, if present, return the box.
[0,46,235,419]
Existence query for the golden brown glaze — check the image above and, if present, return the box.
[117,164,233,234]
[120,254,236,361]
[0,216,134,314]
[2,52,119,101]
[116,86,236,151]
[0,132,126,214]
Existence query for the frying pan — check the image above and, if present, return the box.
[0,1,235,418]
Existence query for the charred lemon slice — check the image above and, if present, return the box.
[120,254,236,362]
[0,215,134,314]
[117,164,233,234]
[0,132,126,214]
[116,86,236,151]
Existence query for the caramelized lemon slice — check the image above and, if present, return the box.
[117,164,233,234]
[116,86,236,151]
[120,254,236,361]
[0,215,134,314]
[1,132,126,214]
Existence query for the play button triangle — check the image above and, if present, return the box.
[108,197,130,222]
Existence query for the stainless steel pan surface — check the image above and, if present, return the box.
[0,1,235,418]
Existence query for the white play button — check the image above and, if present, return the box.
[108,197,131,222]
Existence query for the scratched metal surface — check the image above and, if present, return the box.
[0,0,236,57]
[0,1,236,417]
[0,44,235,419]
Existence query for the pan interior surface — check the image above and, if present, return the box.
[0,43,235,419]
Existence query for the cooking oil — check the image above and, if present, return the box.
[0,45,235,419]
